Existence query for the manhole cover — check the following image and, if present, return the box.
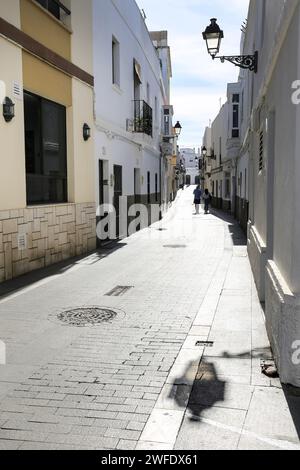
[56,307,118,327]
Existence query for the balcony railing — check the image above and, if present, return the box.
[35,0,71,21]
[133,100,153,137]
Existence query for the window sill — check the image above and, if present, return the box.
[31,0,73,34]
[112,84,123,95]
[26,202,71,208]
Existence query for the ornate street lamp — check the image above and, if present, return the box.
[202,18,223,58]
[3,97,15,122]
[203,18,258,73]
[202,146,208,157]
[174,121,182,137]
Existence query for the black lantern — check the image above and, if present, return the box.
[202,18,224,58]
[202,146,208,157]
[83,123,91,141]
[3,97,15,122]
[203,18,258,73]
[174,121,182,137]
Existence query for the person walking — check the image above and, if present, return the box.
[193,185,202,214]
[203,189,212,214]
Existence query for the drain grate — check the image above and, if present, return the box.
[105,286,133,297]
[56,307,118,327]
[196,341,214,348]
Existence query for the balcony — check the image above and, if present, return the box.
[35,0,71,21]
[133,100,153,137]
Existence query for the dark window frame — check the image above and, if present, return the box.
[24,90,68,206]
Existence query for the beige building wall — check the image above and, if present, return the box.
[70,78,95,204]
[0,0,21,26]
[20,0,71,59]
[0,37,26,211]
[0,0,96,283]
[22,51,72,107]
[70,0,93,74]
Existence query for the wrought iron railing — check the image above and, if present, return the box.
[133,100,153,137]
[36,0,71,20]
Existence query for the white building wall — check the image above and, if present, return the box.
[93,0,165,213]
[243,0,300,386]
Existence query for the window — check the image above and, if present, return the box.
[232,96,240,138]
[225,179,230,199]
[154,97,158,123]
[112,37,120,86]
[147,172,151,204]
[155,173,158,202]
[219,136,222,164]
[164,109,170,136]
[35,0,70,21]
[24,91,67,205]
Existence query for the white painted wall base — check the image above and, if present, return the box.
[248,224,267,301]
[265,261,300,387]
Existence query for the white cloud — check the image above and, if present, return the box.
[136,0,250,147]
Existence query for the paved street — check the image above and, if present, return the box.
[0,186,299,450]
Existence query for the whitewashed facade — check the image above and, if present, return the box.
[204,0,300,386]
[180,148,200,186]
[202,82,247,224]
[93,0,170,239]
[242,0,300,386]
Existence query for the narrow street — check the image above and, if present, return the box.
[0,186,299,450]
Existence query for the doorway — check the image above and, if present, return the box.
[97,159,109,247]
[114,165,123,238]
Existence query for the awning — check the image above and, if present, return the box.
[134,59,142,84]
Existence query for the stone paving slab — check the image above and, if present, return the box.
[0,188,221,450]
[0,187,299,450]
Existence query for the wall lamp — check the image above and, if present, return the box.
[174,121,182,137]
[83,123,91,141]
[202,18,258,73]
[3,97,15,122]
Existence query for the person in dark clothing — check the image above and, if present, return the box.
[193,185,202,214]
[203,189,212,214]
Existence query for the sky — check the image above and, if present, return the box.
[136,0,250,149]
